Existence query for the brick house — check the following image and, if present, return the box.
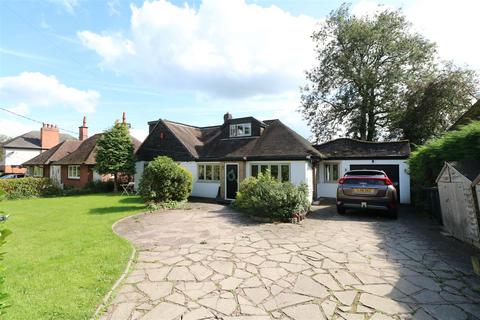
[24,115,141,188]
[0,124,75,175]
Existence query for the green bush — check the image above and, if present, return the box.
[0,177,61,200]
[408,121,480,206]
[63,180,115,196]
[408,121,480,186]
[233,173,310,222]
[139,156,193,204]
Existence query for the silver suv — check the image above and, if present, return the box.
[336,170,398,218]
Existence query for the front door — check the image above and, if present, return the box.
[225,164,239,200]
[50,165,62,187]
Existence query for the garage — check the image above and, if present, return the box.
[313,138,411,204]
[350,164,401,202]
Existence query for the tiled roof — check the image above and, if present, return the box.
[313,138,411,159]
[2,131,76,149]
[54,134,142,165]
[137,118,323,161]
[23,140,82,165]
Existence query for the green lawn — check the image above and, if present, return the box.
[0,194,146,320]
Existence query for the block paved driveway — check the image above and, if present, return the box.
[101,202,480,320]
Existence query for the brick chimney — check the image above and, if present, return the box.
[79,115,88,141]
[40,123,59,149]
[224,112,232,123]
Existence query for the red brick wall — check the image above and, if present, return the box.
[1,165,27,174]
[40,124,60,149]
[61,165,93,188]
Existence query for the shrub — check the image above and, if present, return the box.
[233,173,310,222]
[408,121,480,207]
[0,177,61,200]
[139,156,193,204]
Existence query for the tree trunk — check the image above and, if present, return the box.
[359,105,367,140]
[113,173,118,193]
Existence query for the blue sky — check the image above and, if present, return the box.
[1,0,478,141]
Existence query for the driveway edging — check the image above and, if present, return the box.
[92,211,147,319]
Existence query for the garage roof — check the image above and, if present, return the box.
[313,138,411,159]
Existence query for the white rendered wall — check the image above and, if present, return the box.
[4,148,42,166]
[316,159,411,204]
[245,160,313,200]
[180,162,220,198]
[134,161,146,191]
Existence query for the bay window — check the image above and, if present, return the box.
[250,163,290,182]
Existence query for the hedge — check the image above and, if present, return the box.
[0,177,61,200]
[233,173,310,222]
[408,121,480,207]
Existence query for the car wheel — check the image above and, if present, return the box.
[388,208,398,219]
[337,205,345,215]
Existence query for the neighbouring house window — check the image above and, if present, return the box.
[229,123,252,137]
[198,164,220,182]
[250,163,290,182]
[324,163,339,182]
[68,165,81,179]
[33,166,43,177]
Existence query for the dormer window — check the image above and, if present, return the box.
[230,123,251,137]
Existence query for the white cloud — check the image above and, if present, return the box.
[7,103,29,116]
[48,0,79,14]
[78,0,317,98]
[0,118,36,138]
[353,0,480,70]
[107,0,121,16]
[0,72,100,113]
[129,128,148,142]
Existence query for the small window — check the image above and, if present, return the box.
[229,123,252,137]
[251,165,258,177]
[324,163,339,182]
[68,165,80,179]
[33,166,44,177]
[198,164,220,182]
[281,165,290,182]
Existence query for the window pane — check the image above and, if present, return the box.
[251,165,258,177]
[206,165,213,180]
[213,165,220,181]
[332,164,339,180]
[238,124,244,135]
[198,165,205,180]
[244,124,251,135]
[270,165,279,180]
[281,165,289,181]
[325,164,330,181]
[261,165,268,174]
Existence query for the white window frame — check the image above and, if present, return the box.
[324,162,340,183]
[68,165,81,180]
[250,163,290,182]
[33,166,44,177]
[197,163,220,182]
[229,123,252,137]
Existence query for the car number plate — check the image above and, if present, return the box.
[353,188,375,194]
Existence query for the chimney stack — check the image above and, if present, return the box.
[223,112,232,123]
[79,115,88,141]
[40,123,60,149]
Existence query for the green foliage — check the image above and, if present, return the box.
[0,177,61,200]
[390,64,478,144]
[408,121,480,203]
[139,156,193,204]
[233,173,310,222]
[63,180,114,196]
[95,122,136,191]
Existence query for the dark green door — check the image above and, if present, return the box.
[226,164,239,199]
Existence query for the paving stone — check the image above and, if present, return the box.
[244,287,270,304]
[403,275,441,292]
[293,274,329,298]
[423,304,468,320]
[108,302,135,320]
[189,264,213,281]
[359,293,410,315]
[354,284,403,298]
[145,266,171,281]
[263,293,314,311]
[259,267,288,281]
[182,307,214,320]
[180,281,217,300]
[209,261,234,276]
[198,295,237,315]
[321,299,337,318]
[241,276,263,288]
[411,308,435,320]
[313,273,342,290]
[334,290,357,306]
[141,302,186,320]
[279,262,310,273]
[136,281,173,300]
[220,276,243,290]
[370,313,395,320]
[167,266,196,281]
[165,292,185,305]
[283,303,325,320]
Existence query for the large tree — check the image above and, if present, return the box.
[301,5,436,142]
[389,64,478,145]
[95,122,135,192]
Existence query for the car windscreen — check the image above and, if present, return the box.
[343,178,386,185]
